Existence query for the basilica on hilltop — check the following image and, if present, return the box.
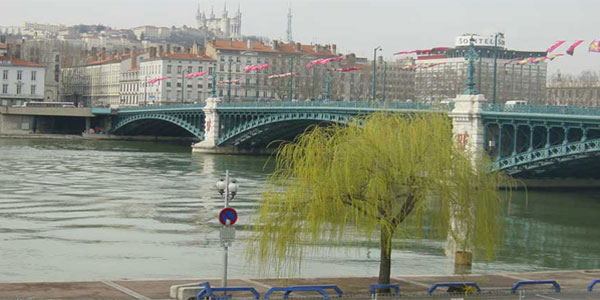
[196,3,242,39]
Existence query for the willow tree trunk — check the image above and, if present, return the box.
[378,226,392,286]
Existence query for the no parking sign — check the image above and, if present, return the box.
[219,207,238,226]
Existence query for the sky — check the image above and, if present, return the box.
[3,0,600,75]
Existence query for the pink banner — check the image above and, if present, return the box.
[566,40,585,56]
[504,57,522,65]
[546,41,566,53]
[184,71,208,78]
[244,64,271,73]
[147,76,169,84]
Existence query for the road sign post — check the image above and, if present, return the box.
[215,170,239,291]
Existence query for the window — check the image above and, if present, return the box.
[2,84,7,94]
[16,84,22,94]
[236,65,240,72]
[187,66,193,73]
[187,84,192,88]
[198,66,204,72]
[177,82,181,87]
[55,55,59,63]
[31,85,36,95]
[31,71,37,81]
[177,66,182,74]
[197,84,203,88]
[236,57,241,62]
[208,83,212,89]
[208,67,213,75]
[167,65,172,73]
[17,71,22,80]
[166,82,171,87]
[197,91,202,99]
[2,70,8,80]
[219,64,224,71]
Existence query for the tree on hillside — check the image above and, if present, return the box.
[247,113,510,284]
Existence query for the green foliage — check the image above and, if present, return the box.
[246,113,510,276]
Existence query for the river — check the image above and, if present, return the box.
[0,138,599,282]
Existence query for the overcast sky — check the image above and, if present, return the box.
[3,0,600,75]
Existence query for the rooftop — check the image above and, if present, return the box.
[211,40,337,56]
[0,56,44,67]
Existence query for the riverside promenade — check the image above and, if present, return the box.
[1,269,599,300]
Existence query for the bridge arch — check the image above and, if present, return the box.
[494,138,600,178]
[217,112,353,148]
[112,113,205,139]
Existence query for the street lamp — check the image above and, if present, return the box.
[492,32,504,104]
[214,170,239,289]
[372,46,382,101]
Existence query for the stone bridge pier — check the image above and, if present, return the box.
[192,97,221,153]
[449,93,487,159]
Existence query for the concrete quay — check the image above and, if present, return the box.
[1,269,599,300]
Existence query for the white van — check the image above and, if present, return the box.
[505,100,527,106]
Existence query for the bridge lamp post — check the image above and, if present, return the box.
[372,46,382,101]
[181,70,186,104]
[492,32,504,104]
[144,75,148,107]
[215,171,239,289]
[227,58,233,102]
[325,72,331,101]
[382,59,387,102]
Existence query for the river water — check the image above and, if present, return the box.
[0,138,599,282]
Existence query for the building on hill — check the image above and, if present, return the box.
[0,56,46,107]
[196,4,241,39]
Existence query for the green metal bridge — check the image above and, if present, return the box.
[92,101,600,178]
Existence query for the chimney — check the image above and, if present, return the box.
[229,38,233,47]
[332,44,337,55]
[166,44,171,54]
[158,45,164,56]
[112,49,118,59]
[247,40,253,49]
[130,49,138,70]
[100,47,106,60]
[295,42,301,51]
[271,40,279,50]
[185,47,191,54]
[149,47,157,58]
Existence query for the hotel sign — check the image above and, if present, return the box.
[455,34,505,48]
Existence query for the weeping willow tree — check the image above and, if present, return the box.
[247,112,510,284]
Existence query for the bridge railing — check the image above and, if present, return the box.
[115,103,206,112]
[217,100,443,110]
[483,103,600,116]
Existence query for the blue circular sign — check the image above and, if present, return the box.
[219,207,238,226]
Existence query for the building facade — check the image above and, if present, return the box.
[196,4,242,39]
[61,48,216,107]
[0,57,45,106]
[138,51,216,105]
[414,33,547,103]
